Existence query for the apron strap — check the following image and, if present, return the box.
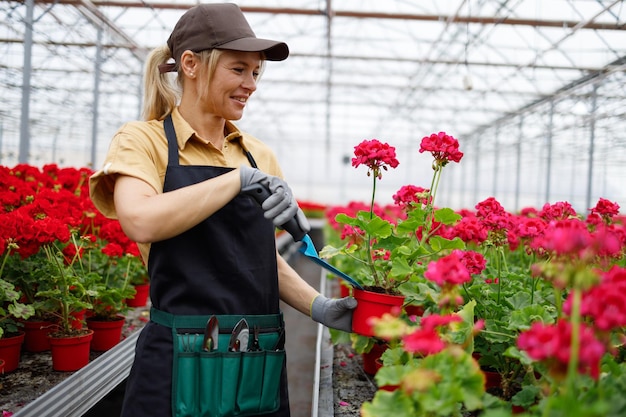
[244,150,258,168]
[150,307,283,331]
[164,114,179,167]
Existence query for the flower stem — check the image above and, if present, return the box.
[367,171,379,286]
[495,248,502,305]
[425,164,442,235]
[566,287,582,397]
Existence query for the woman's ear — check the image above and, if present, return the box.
[179,50,198,79]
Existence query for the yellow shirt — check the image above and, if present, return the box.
[89,107,283,262]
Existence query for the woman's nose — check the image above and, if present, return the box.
[242,72,257,92]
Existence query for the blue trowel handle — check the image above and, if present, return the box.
[241,183,307,242]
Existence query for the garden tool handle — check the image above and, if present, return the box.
[241,183,307,242]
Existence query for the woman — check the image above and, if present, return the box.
[89,4,356,417]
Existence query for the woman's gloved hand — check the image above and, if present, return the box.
[311,295,357,333]
[239,166,310,232]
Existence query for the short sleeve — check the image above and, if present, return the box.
[89,122,166,218]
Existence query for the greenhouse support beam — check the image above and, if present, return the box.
[492,125,500,197]
[18,0,34,164]
[514,116,524,211]
[472,134,480,206]
[586,84,599,212]
[26,1,626,31]
[90,27,103,168]
[545,101,554,203]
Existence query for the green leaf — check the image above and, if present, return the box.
[381,346,409,366]
[351,333,375,354]
[433,207,462,225]
[448,300,476,350]
[428,235,465,252]
[8,302,35,320]
[361,390,416,417]
[363,215,393,239]
[318,244,340,259]
[511,385,540,408]
[375,364,409,387]
[389,257,413,277]
[508,305,554,332]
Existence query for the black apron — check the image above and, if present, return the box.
[120,115,290,417]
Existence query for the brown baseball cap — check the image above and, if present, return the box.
[163,3,289,72]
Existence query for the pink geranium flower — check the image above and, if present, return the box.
[352,139,399,179]
[517,319,605,380]
[418,131,464,166]
[424,251,471,286]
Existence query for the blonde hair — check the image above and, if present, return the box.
[141,47,226,121]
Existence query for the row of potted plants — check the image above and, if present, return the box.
[322,134,626,416]
[0,163,149,372]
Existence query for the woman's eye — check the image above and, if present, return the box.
[233,68,244,74]
[252,71,260,79]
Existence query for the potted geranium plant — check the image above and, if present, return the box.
[0,241,36,372]
[321,133,466,337]
[95,217,149,308]
[353,196,626,416]
[35,232,95,371]
[82,237,136,351]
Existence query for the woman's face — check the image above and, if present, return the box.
[205,50,261,121]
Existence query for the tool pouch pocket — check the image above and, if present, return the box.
[169,314,285,417]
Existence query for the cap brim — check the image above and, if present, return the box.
[218,37,289,61]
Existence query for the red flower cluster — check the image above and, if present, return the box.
[392,185,431,208]
[517,319,605,379]
[424,250,472,286]
[588,197,621,225]
[402,314,462,355]
[456,250,487,276]
[530,218,622,262]
[564,265,626,331]
[591,198,620,217]
[539,201,577,221]
[352,139,400,179]
[418,132,464,167]
[0,164,141,263]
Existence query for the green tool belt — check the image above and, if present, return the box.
[150,308,286,417]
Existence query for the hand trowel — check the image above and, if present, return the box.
[242,183,363,290]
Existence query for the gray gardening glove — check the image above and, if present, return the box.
[240,166,311,232]
[311,295,357,333]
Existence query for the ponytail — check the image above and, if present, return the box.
[142,45,181,121]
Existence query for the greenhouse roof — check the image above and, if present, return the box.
[2,0,625,210]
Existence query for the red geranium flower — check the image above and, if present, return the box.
[392,185,431,208]
[424,250,471,286]
[590,198,620,218]
[402,327,446,355]
[517,319,605,379]
[352,139,400,179]
[418,131,463,167]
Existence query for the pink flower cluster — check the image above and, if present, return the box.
[517,320,606,379]
[565,265,626,331]
[392,185,431,208]
[424,250,472,286]
[352,139,400,179]
[418,132,464,166]
[402,314,462,355]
